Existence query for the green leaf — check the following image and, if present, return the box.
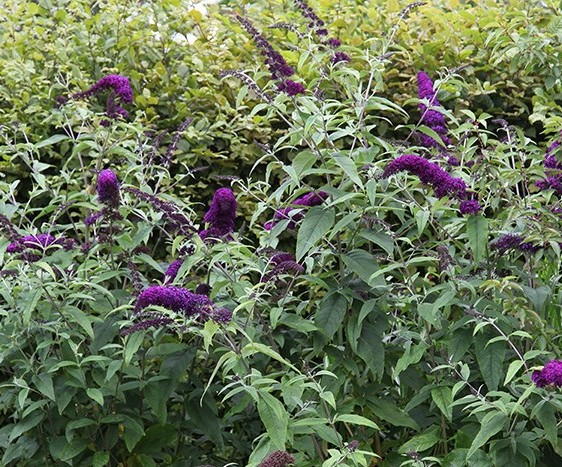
[123,417,145,453]
[137,425,177,455]
[334,414,378,430]
[242,342,298,371]
[315,292,348,340]
[257,392,288,451]
[474,332,506,391]
[431,386,453,422]
[35,134,69,149]
[296,206,335,261]
[93,452,110,467]
[394,342,428,379]
[342,249,380,283]
[33,374,55,402]
[66,306,94,339]
[9,412,44,442]
[398,426,440,454]
[86,388,104,406]
[333,154,363,188]
[367,398,418,429]
[466,215,488,263]
[504,360,525,385]
[467,411,507,458]
[416,125,447,147]
[21,288,42,326]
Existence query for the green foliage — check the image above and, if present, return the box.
[2,0,562,466]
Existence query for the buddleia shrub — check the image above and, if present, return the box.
[3,1,562,467]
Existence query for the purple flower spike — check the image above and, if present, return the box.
[135,285,214,318]
[135,285,232,325]
[73,74,133,123]
[235,14,295,80]
[164,259,183,282]
[491,233,540,254]
[200,188,237,241]
[258,450,295,467]
[459,199,481,215]
[416,71,450,148]
[277,80,306,96]
[97,169,120,208]
[532,359,562,388]
[382,154,467,200]
[74,74,133,103]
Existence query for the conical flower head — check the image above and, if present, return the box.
[97,169,120,207]
[200,188,237,240]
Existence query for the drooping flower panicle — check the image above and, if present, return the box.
[537,137,562,195]
[235,14,294,80]
[293,0,349,63]
[382,154,465,198]
[261,251,304,282]
[416,72,450,148]
[200,188,237,241]
[134,285,232,325]
[382,154,480,214]
[490,233,540,254]
[73,74,133,123]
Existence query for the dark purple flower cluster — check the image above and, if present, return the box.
[532,359,562,388]
[382,154,465,198]
[277,79,306,96]
[261,251,304,282]
[459,199,481,215]
[416,72,450,148]
[134,285,232,325]
[125,187,194,236]
[7,233,75,254]
[537,138,562,195]
[332,51,351,64]
[265,191,329,230]
[200,188,237,241]
[490,233,540,254]
[258,451,295,467]
[164,258,183,282]
[0,214,19,242]
[382,155,480,214]
[97,169,120,208]
[73,74,133,123]
[544,140,562,169]
[235,14,294,80]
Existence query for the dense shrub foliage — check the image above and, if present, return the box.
[2,0,562,466]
